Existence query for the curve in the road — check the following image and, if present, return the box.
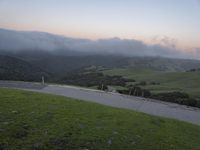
[0,81,200,126]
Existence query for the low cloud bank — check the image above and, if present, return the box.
[0,28,199,59]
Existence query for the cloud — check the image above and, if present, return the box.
[191,48,200,59]
[0,28,199,60]
[150,35,177,48]
[70,37,181,58]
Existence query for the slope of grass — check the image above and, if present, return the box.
[0,88,200,150]
[104,68,200,98]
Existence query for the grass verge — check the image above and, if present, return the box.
[0,88,200,150]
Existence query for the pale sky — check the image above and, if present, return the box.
[0,0,200,49]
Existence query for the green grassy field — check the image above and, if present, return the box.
[0,88,200,150]
[104,68,200,99]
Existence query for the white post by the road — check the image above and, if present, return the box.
[42,76,44,85]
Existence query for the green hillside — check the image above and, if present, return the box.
[0,55,50,82]
[104,68,200,98]
[127,57,200,71]
[0,88,200,150]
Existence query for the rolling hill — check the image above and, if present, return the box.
[128,57,200,71]
[104,67,200,98]
[0,55,50,82]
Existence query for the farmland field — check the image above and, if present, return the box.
[104,68,200,99]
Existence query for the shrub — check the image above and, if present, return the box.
[138,81,147,86]
[117,86,151,98]
[97,84,108,91]
[151,92,199,108]
[150,81,160,85]
[60,73,132,87]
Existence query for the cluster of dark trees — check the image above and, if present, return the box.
[59,72,135,87]
[117,88,200,108]
[149,81,160,85]
[187,68,200,72]
[132,81,160,86]
[97,84,108,91]
[151,92,200,108]
[117,86,151,98]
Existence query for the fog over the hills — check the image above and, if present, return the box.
[0,28,199,59]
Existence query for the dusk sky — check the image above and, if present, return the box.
[0,0,200,50]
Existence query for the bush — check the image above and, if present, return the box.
[196,100,200,108]
[97,84,108,91]
[151,92,199,108]
[117,89,129,95]
[60,72,132,87]
[149,81,160,85]
[117,86,151,98]
[138,81,147,86]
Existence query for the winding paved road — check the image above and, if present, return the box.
[0,81,200,126]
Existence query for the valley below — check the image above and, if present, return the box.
[1,52,200,108]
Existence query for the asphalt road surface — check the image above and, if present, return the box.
[0,81,200,126]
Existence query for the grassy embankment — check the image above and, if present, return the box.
[0,88,200,149]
